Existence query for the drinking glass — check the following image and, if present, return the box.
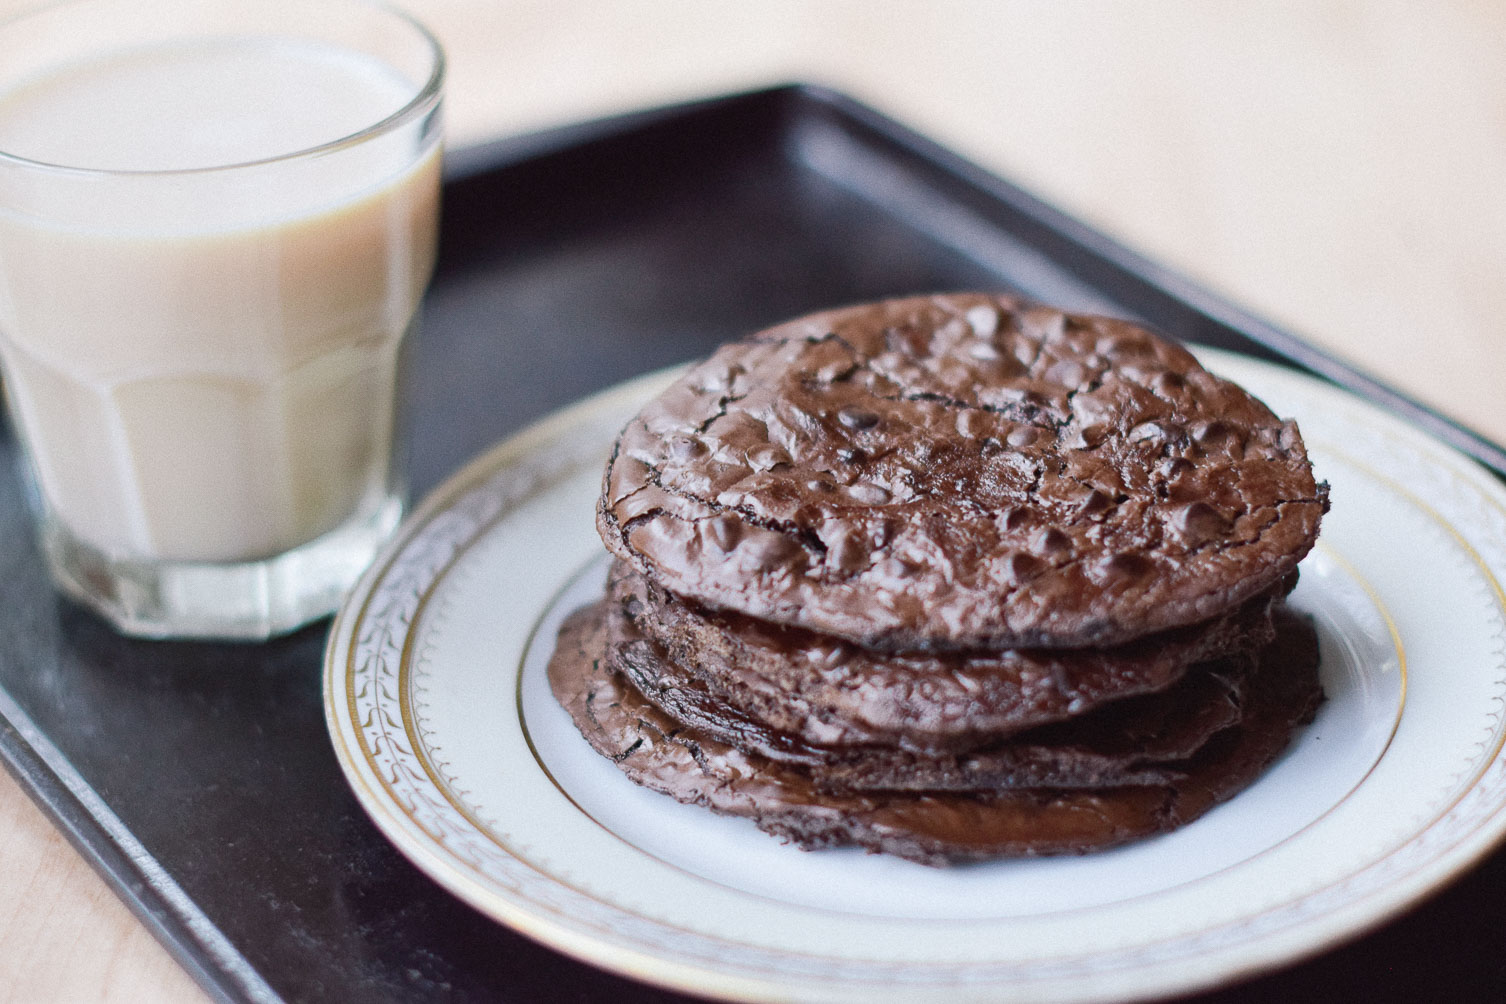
[0,0,444,638]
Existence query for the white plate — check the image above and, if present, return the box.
[325,350,1506,1003]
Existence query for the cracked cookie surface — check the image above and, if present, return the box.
[599,293,1327,649]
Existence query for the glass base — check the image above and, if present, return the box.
[39,494,404,641]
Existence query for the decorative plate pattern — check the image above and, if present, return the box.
[325,352,1506,1003]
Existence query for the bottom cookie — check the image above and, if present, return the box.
[547,603,1323,866]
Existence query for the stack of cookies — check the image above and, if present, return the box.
[549,293,1327,865]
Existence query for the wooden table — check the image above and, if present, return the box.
[2,2,1502,999]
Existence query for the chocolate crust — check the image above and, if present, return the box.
[546,603,1323,866]
[598,293,1326,650]
[609,560,1287,753]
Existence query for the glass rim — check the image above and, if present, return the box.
[0,0,445,178]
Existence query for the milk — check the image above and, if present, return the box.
[0,38,440,562]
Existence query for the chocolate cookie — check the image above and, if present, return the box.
[609,559,1286,753]
[606,593,1255,793]
[599,293,1327,649]
[548,603,1323,865]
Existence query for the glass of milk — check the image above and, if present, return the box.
[0,0,443,639]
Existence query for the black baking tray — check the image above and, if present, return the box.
[3,84,1505,1003]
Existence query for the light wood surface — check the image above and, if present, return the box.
[2,1,1503,999]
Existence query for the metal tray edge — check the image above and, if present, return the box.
[0,691,272,1003]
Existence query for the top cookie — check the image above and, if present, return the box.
[598,293,1326,649]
